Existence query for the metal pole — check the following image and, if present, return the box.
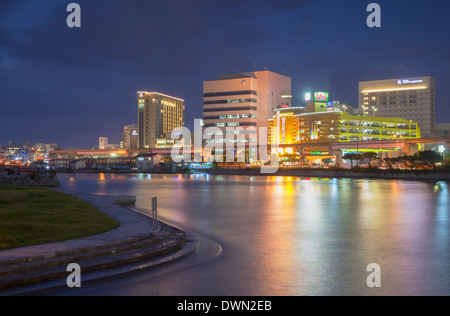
[300,138,303,168]
[356,137,359,167]
[152,197,157,231]
[397,137,399,158]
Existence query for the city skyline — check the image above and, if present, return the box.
[1,1,450,298]
[1,0,450,148]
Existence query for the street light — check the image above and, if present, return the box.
[372,106,377,116]
[393,134,402,158]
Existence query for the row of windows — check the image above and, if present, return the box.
[203,122,258,128]
[205,139,252,144]
[203,114,257,120]
[204,130,257,136]
[363,90,429,95]
[337,128,417,136]
[203,106,257,113]
[203,90,257,98]
[204,98,257,105]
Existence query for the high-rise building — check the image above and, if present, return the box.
[99,137,108,150]
[434,123,450,137]
[137,92,185,149]
[202,70,292,146]
[121,124,138,149]
[358,76,435,136]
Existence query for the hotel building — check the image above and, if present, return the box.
[137,92,185,149]
[202,70,292,147]
[358,77,435,136]
[434,123,450,137]
[121,124,138,149]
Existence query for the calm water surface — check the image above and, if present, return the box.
[56,173,450,296]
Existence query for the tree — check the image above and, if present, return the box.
[383,157,401,169]
[402,154,419,170]
[343,153,356,168]
[343,153,363,168]
[417,150,443,170]
[322,158,333,166]
[383,157,394,169]
[362,152,379,168]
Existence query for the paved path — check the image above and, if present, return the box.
[0,189,199,296]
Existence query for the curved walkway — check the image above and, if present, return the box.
[0,189,199,296]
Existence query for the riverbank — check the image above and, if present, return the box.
[49,165,450,181]
[206,168,450,181]
[0,174,61,187]
[0,187,119,251]
[0,189,198,295]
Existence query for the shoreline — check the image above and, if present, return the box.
[0,189,198,295]
[206,168,450,181]
[55,168,450,181]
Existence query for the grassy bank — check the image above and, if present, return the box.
[0,187,119,251]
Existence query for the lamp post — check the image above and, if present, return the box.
[300,137,303,168]
[394,134,402,158]
[372,106,377,116]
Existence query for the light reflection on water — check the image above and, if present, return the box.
[58,173,450,295]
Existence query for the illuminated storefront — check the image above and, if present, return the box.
[268,106,305,145]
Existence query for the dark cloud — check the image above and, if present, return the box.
[1,0,450,147]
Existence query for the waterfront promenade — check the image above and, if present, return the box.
[0,189,199,296]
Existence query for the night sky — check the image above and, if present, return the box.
[1,0,449,148]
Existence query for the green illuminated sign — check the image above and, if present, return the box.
[308,151,330,155]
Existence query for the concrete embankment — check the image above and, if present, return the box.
[0,175,61,187]
[0,190,199,296]
[207,168,450,181]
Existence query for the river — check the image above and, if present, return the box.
[50,173,450,296]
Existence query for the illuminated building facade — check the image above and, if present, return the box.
[304,91,333,113]
[137,92,185,149]
[203,70,292,147]
[268,106,305,145]
[99,137,108,150]
[121,125,138,149]
[359,77,435,136]
[269,111,421,145]
[155,137,190,148]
